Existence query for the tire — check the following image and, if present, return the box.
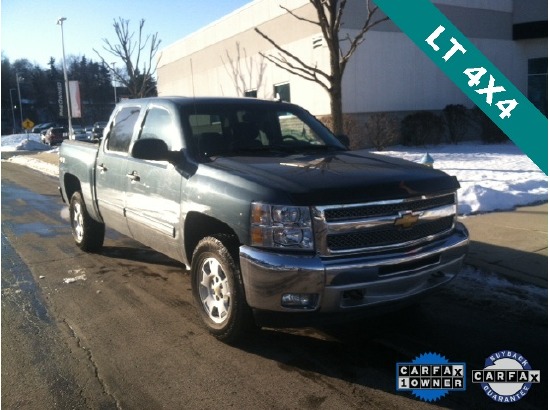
[69,191,105,252]
[191,236,254,343]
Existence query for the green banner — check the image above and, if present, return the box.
[374,0,548,174]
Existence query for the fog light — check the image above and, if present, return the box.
[281,293,318,309]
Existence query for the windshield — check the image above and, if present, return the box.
[181,101,345,160]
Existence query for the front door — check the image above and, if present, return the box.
[124,105,184,261]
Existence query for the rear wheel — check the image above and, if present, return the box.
[191,236,254,343]
[69,191,105,252]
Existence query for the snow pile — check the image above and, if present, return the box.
[1,134,547,216]
[379,143,547,215]
[8,155,59,177]
[1,133,50,151]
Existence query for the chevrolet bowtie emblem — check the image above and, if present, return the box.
[394,212,420,229]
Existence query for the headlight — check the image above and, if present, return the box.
[250,203,313,250]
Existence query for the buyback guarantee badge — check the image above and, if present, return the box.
[396,353,466,402]
[472,350,541,403]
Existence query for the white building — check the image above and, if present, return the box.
[157,0,547,118]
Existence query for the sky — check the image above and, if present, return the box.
[1,0,252,67]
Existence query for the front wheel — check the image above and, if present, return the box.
[69,191,105,252]
[191,236,254,343]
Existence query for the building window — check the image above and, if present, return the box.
[244,89,257,98]
[528,57,547,117]
[274,83,291,102]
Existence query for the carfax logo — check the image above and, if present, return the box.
[396,353,465,402]
[472,350,540,403]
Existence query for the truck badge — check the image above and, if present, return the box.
[394,212,420,229]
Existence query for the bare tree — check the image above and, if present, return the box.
[255,0,387,135]
[94,18,161,99]
[222,42,267,97]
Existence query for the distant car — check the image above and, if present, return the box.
[91,122,107,140]
[42,127,66,146]
[72,127,92,142]
[32,122,56,134]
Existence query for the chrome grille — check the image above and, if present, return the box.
[313,193,457,256]
[326,216,455,250]
[324,193,456,221]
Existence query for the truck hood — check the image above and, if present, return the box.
[206,150,460,205]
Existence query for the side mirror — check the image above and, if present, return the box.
[336,134,350,149]
[132,138,174,162]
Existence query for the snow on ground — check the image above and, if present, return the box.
[1,133,548,215]
[369,143,547,215]
[2,133,60,177]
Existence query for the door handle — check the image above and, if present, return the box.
[126,171,140,182]
[97,163,108,172]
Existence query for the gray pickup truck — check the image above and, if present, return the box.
[59,96,469,342]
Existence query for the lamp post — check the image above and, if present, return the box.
[111,62,118,104]
[57,17,73,139]
[15,74,24,131]
[9,88,17,133]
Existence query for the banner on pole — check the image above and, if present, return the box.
[57,82,64,118]
[69,80,82,118]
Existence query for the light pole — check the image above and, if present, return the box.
[57,17,73,139]
[15,74,24,131]
[111,62,118,104]
[9,88,17,133]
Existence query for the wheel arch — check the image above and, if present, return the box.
[63,173,82,203]
[183,212,241,265]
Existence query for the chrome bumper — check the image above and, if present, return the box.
[239,223,469,313]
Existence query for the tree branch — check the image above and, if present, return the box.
[255,27,332,85]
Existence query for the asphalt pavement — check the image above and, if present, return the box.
[461,203,548,288]
[5,150,548,289]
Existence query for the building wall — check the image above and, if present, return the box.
[157,0,547,117]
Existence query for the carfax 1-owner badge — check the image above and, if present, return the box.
[396,352,466,402]
[472,350,540,403]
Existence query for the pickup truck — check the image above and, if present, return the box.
[59,96,469,342]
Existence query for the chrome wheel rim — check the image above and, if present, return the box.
[72,202,84,242]
[198,257,230,324]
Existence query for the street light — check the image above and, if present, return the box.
[57,17,73,139]
[9,89,17,133]
[15,74,24,131]
[111,62,118,104]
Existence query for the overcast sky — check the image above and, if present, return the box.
[1,0,251,67]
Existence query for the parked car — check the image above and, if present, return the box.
[91,121,107,140]
[70,127,91,141]
[42,127,66,146]
[32,122,56,134]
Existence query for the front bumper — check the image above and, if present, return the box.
[239,223,469,314]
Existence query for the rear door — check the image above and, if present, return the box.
[124,104,184,261]
[95,105,142,237]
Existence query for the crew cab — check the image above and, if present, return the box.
[59,97,469,342]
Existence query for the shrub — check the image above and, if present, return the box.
[442,104,469,144]
[472,107,509,143]
[318,114,364,150]
[365,113,400,151]
[401,111,444,146]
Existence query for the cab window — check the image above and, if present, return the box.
[138,107,179,150]
[106,106,141,153]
